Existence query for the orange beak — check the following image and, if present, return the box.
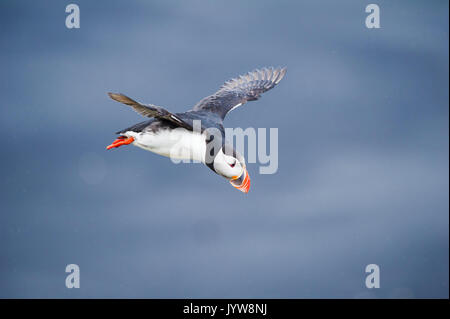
[106,136,135,150]
[230,168,250,193]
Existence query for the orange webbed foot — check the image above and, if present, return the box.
[106,136,135,150]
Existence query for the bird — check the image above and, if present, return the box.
[106,67,287,193]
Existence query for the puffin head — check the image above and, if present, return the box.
[212,145,250,193]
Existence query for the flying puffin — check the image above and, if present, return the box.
[106,67,287,193]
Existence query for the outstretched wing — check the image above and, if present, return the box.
[192,67,287,119]
[107,93,193,130]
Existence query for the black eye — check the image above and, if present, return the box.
[229,161,236,168]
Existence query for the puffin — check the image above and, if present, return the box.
[106,67,286,193]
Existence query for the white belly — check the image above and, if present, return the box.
[124,129,206,163]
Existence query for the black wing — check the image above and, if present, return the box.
[192,67,287,120]
[107,93,193,130]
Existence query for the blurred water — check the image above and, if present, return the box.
[0,0,448,298]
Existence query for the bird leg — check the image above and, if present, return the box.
[106,136,135,150]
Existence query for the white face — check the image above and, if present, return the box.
[213,148,245,180]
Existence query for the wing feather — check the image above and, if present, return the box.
[192,67,287,119]
[107,93,193,130]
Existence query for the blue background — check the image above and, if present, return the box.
[0,0,448,298]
